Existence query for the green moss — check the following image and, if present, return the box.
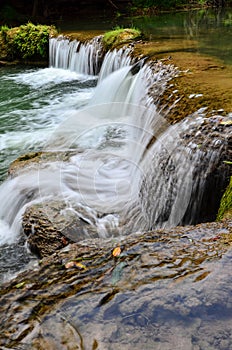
[217,177,232,221]
[0,23,58,61]
[103,27,141,50]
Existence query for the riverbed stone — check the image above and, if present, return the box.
[0,219,231,349]
[23,199,100,258]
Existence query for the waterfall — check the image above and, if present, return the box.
[0,61,175,244]
[98,46,134,82]
[49,35,103,75]
[49,36,135,78]
[0,37,229,248]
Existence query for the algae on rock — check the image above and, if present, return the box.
[217,176,232,220]
[103,27,141,50]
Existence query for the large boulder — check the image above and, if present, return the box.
[23,200,100,258]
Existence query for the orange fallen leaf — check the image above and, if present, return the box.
[112,246,121,257]
[211,235,221,242]
[75,262,86,270]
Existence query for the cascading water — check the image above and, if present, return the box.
[97,46,134,82]
[49,36,135,80]
[49,35,104,75]
[0,36,229,280]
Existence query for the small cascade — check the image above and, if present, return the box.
[49,35,103,75]
[49,36,136,78]
[98,47,134,82]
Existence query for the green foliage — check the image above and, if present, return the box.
[103,27,141,50]
[0,23,58,61]
[0,25,10,42]
[11,23,55,59]
[217,176,232,221]
[130,0,232,9]
[223,12,232,26]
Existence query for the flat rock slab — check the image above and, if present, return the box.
[0,219,231,349]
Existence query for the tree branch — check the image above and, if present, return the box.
[107,0,119,9]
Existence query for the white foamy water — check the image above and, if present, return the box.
[97,47,134,82]
[49,36,103,75]
[0,67,96,181]
[5,67,96,88]
[0,60,192,247]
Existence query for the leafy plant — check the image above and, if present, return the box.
[0,25,10,42]
[217,176,232,221]
[10,23,55,59]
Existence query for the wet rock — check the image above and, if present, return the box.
[8,151,77,177]
[140,116,231,226]
[23,200,100,258]
[180,117,231,224]
[0,220,231,349]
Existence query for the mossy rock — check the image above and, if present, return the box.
[103,27,141,50]
[217,176,232,220]
[0,23,58,62]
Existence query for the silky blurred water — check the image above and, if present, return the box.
[0,65,97,280]
[0,66,97,182]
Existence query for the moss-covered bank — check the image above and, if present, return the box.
[0,22,57,64]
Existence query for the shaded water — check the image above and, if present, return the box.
[130,8,232,65]
[58,8,232,65]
